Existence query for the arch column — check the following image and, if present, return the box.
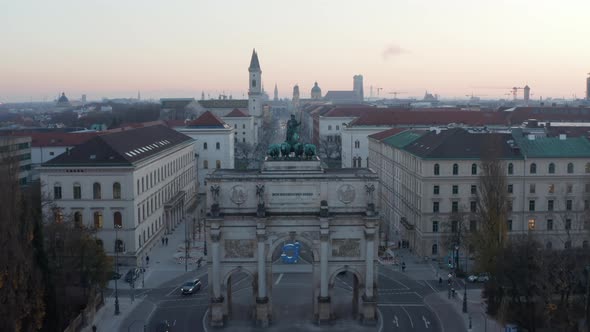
[361,220,378,325]
[317,220,331,322]
[255,227,270,327]
[209,227,225,327]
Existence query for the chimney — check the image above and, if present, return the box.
[559,134,566,140]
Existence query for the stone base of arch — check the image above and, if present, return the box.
[210,296,225,327]
[255,296,271,327]
[360,295,377,325]
[316,296,332,323]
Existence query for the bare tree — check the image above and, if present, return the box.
[473,136,510,273]
[0,148,45,332]
[318,136,342,160]
[441,207,471,272]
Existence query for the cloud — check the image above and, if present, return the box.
[382,44,408,60]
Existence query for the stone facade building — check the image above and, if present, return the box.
[369,128,590,264]
[39,125,197,265]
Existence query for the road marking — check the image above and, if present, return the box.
[401,306,414,328]
[165,285,181,296]
[423,315,431,328]
[275,273,284,285]
[424,280,438,293]
[393,315,399,327]
[378,272,410,290]
[377,303,425,307]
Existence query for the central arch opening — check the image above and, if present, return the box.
[330,270,361,320]
[224,270,255,322]
[269,238,316,323]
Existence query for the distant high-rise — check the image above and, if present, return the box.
[523,85,530,105]
[311,82,322,100]
[274,83,278,101]
[292,84,300,110]
[586,73,590,100]
[81,94,87,103]
[353,75,364,102]
[248,49,263,118]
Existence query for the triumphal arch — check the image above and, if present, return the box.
[205,156,379,327]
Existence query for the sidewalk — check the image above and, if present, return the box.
[81,295,145,332]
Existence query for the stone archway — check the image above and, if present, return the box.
[222,267,256,321]
[328,266,364,320]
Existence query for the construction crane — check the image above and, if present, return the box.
[388,91,407,99]
[376,87,383,97]
[511,87,524,100]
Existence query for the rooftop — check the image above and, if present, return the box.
[513,132,590,158]
[350,110,507,126]
[186,111,227,128]
[198,99,248,109]
[382,130,427,148]
[160,98,196,109]
[223,108,249,117]
[44,125,192,167]
[368,127,408,141]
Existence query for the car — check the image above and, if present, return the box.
[180,278,202,295]
[110,271,122,280]
[124,268,141,283]
[155,320,171,332]
[467,272,490,283]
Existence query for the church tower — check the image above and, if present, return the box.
[273,83,279,101]
[248,49,263,118]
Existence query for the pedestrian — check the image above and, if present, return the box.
[161,237,164,246]
[146,255,150,266]
[439,277,442,285]
[165,237,168,246]
[401,261,406,272]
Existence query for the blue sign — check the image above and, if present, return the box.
[281,241,301,264]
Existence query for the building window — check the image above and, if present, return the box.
[471,163,477,175]
[243,124,246,129]
[508,184,513,194]
[566,200,572,211]
[548,200,554,211]
[586,163,590,173]
[508,163,514,175]
[585,200,589,210]
[583,240,589,248]
[529,200,535,211]
[547,219,553,230]
[565,219,572,230]
[548,184,555,194]
[567,163,574,174]
[451,220,458,233]
[530,163,536,174]
[432,244,438,255]
[234,137,237,143]
[548,163,555,174]
[528,218,536,230]
[567,184,573,193]
[114,211,122,228]
[113,182,121,199]
[336,125,340,130]
[328,125,332,131]
[203,142,208,150]
[54,184,62,199]
[93,183,101,199]
[432,221,439,232]
[74,211,83,228]
[452,201,458,212]
[433,202,439,213]
[452,163,458,175]
[73,183,81,199]
[252,79,256,87]
[470,201,477,212]
[507,219,513,231]
[471,185,476,195]
[242,138,246,143]
[354,140,360,149]
[433,185,439,195]
[93,211,103,229]
[434,164,440,175]
[115,239,124,253]
[564,241,571,249]
[216,142,220,150]
[216,160,221,169]
[203,160,208,169]
[546,241,552,249]
[469,220,477,232]
[452,185,458,195]
[529,184,535,194]
[507,200,513,211]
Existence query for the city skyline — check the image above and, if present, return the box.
[1,0,589,102]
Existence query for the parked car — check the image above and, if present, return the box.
[467,272,490,283]
[110,271,122,280]
[155,320,171,332]
[180,279,202,295]
[124,268,141,283]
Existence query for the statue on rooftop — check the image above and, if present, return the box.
[285,114,300,144]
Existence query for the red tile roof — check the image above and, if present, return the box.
[368,128,407,141]
[186,111,226,127]
[350,110,507,126]
[224,108,249,117]
[11,132,99,147]
[506,107,590,124]
[324,107,379,117]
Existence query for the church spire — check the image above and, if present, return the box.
[274,83,278,101]
[249,49,261,71]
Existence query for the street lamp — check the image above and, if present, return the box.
[114,224,122,316]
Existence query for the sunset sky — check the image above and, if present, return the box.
[1,0,589,102]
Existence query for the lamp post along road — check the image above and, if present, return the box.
[114,224,121,315]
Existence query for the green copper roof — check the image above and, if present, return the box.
[515,135,590,158]
[382,130,426,148]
